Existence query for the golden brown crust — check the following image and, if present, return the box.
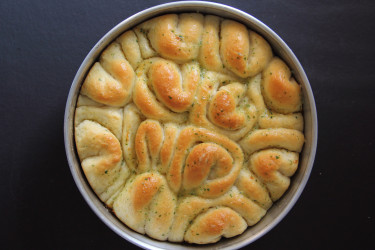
[184,207,247,244]
[81,43,135,107]
[249,149,299,201]
[140,14,204,63]
[133,58,199,123]
[248,74,304,131]
[148,59,199,112]
[220,20,273,78]
[183,143,233,189]
[189,72,257,141]
[113,172,176,240]
[262,58,302,114]
[168,186,265,242]
[167,126,243,198]
[75,13,305,244]
[208,84,246,130]
[240,128,305,154]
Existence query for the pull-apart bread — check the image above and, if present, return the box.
[74,13,304,244]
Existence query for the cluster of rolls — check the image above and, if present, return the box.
[74,13,305,244]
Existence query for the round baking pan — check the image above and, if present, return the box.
[64,1,318,249]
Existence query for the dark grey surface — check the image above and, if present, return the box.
[1,0,374,249]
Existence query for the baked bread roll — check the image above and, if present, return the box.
[184,207,247,244]
[198,15,273,78]
[81,43,135,107]
[133,58,199,123]
[249,149,299,201]
[136,14,204,63]
[113,172,176,241]
[74,13,305,244]
[261,58,302,114]
[75,120,129,207]
[248,74,304,131]
[189,71,257,140]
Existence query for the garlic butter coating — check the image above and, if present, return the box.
[74,13,304,244]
